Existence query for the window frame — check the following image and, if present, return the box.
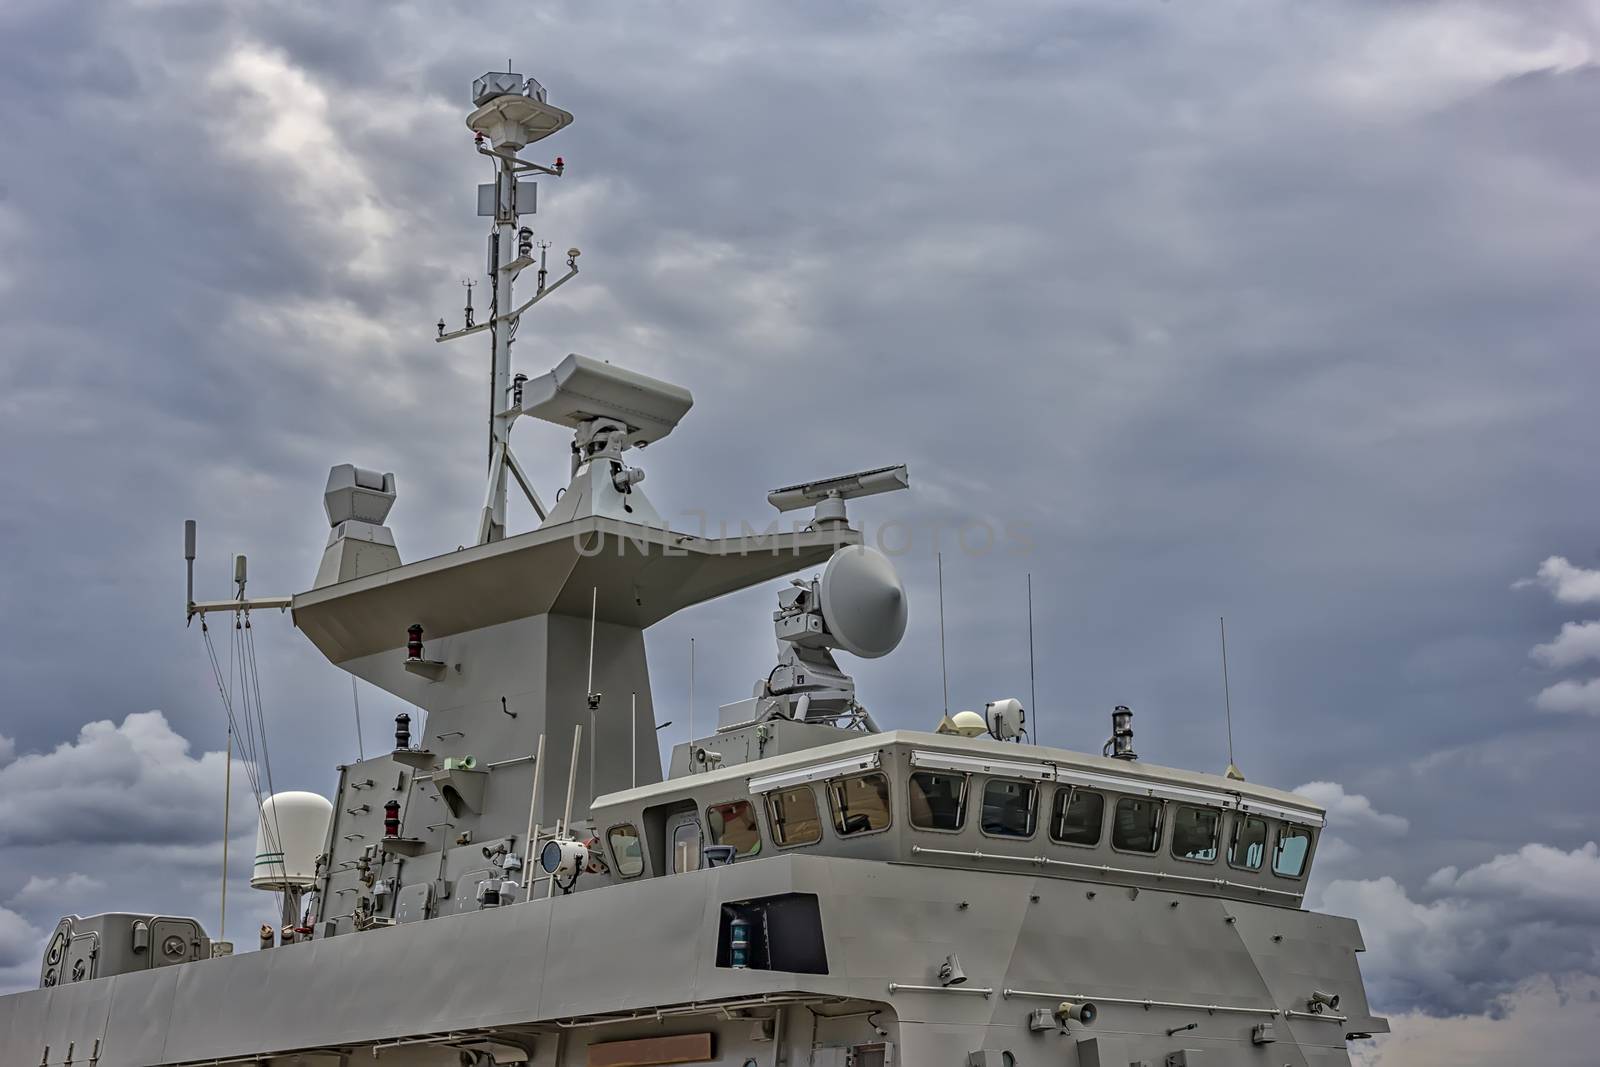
[764,784,824,850]
[826,771,895,839]
[907,770,969,834]
[668,813,704,874]
[977,776,1039,841]
[1109,795,1166,855]
[705,798,763,858]
[1271,822,1314,880]
[605,821,646,879]
[1047,785,1106,849]
[1169,804,1222,865]
[1226,813,1268,872]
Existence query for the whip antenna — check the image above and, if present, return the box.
[586,587,599,804]
[937,552,950,717]
[350,677,365,762]
[219,723,231,942]
[1027,573,1038,746]
[1221,616,1244,781]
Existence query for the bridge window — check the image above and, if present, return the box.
[707,800,762,857]
[1111,796,1163,853]
[1229,815,1267,870]
[607,823,644,878]
[1171,805,1221,862]
[828,772,892,836]
[909,771,967,831]
[1273,824,1313,878]
[766,786,823,848]
[1049,787,1104,846]
[670,817,702,873]
[981,778,1037,838]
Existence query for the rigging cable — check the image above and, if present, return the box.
[243,617,289,922]
[201,618,283,921]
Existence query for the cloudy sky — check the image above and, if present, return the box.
[2,0,1599,1061]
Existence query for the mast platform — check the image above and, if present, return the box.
[293,517,859,664]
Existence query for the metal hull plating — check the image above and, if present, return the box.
[0,854,1379,1066]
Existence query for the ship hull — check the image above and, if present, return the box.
[1,854,1380,1066]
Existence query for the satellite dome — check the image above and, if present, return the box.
[818,545,908,658]
[252,791,334,892]
[950,711,988,737]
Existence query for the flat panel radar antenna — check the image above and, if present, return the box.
[520,355,694,527]
[436,70,580,544]
[769,465,909,531]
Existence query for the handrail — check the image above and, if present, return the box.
[887,983,994,997]
[1003,987,1279,1018]
[909,844,1305,900]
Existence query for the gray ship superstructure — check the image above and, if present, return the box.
[0,71,1388,1067]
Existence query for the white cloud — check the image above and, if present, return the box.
[1516,556,1600,605]
[0,735,13,765]
[1424,842,1600,917]
[8,873,106,909]
[1295,781,1410,836]
[0,906,38,971]
[1532,620,1600,668]
[0,711,239,847]
[1354,974,1600,1067]
[1316,3,1596,119]
[1320,843,1600,1016]
[1535,678,1600,716]
[202,43,397,276]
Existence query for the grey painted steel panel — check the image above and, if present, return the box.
[100,963,182,1067]
[292,517,856,663]
[0,847,1380,1066]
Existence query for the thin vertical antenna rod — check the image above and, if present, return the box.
[586,587,598,697]
[522,732,546,891]
[688,637,696,758]
[219,723,231,942]
[1221,616,1243,781]
[937,552,950,716]
[1027,573,1038,746]
[550,723,582,900]
[587,587,598,805]
[631,692,638,789]
[350,677,365,762]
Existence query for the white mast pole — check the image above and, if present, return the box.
[522,731,546,898]
[219,724,232,943]
[486,154,517,543]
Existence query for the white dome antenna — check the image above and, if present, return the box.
[253,791,333,946]
[750,546,909,732]
[818,546,909,659]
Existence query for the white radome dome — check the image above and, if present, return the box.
[252,791,334,891]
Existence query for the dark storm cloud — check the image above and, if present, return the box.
[2,0,1599,1039]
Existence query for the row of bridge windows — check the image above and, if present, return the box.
[606,770,1312,881]
[907,771,1311,877]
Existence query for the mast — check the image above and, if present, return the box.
[486,145,515,542]
[437,71,577,544]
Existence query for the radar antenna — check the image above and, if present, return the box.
[746,545,909,732]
